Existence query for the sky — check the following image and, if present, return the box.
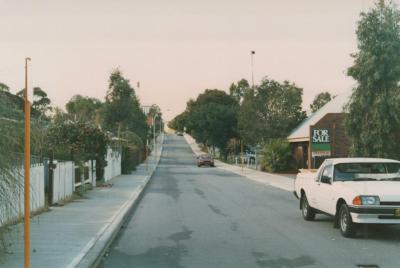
[0,0,386,120]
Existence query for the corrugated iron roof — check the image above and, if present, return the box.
[287,89,353,142]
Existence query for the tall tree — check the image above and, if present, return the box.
[32,87,51,116]
[229,79,250,103]
[148,104,163,133]
[66,95,102,122]
[185,89,239,158]
[345,1,400,158]
[168,111,187,132]
[238,78,306,146]
[237,87,259,145]
[0,83,10,92]
[310,92,332,112]
[0,90,24,120]
[101,69,148,141]
[16,87,51,119]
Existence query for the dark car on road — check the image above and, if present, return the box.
[197,154,215,167]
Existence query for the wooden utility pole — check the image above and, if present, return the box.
[24,57,31,268]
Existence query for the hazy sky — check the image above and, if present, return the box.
[0,0,384,120]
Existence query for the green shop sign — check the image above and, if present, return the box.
[311,129,331,157]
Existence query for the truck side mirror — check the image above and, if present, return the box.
[321,175,331,184]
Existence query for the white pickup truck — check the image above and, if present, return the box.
[294,158,400,237]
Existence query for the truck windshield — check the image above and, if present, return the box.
[334,162,400,181]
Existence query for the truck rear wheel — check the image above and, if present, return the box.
[301,194,315,221]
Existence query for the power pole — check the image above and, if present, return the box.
[24,57,31,268]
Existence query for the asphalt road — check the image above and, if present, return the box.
[99,134,400,268]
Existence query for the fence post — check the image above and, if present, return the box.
[48,156,54,205]
[91,160,96,187]
[72,163,75,193]
[81,164,84,192]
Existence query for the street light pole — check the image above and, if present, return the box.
[24,57,31,268]
[251,51,255,88]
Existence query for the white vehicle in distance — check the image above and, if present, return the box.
[294,158,400,237]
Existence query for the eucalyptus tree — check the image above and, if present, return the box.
[101,69,148,142]
[229,79,251,104]
[345,1,400,158]
[238,78,306,146]
[310,92,332,113]
[185,89,239,159]
[0,83,10,92]
[66,95,102,122]
[32,87,51,116]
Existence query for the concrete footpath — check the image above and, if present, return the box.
[184,134,295,192]
[0,136,164,268]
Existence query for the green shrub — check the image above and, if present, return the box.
[261,139,294,172]
[119,131,145,174]
[46,116,109,182]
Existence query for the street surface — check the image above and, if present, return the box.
[100,134,400,268]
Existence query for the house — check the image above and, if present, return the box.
[287,90,353,169]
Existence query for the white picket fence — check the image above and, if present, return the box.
[0,164,45,227]
[53,160,96,203]
[52,161,74,204]
[0,148,119,227]
[104,148,121,182]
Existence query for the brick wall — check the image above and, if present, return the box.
[313,113,351,158]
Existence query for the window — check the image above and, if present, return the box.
[334,162,400,181]
[320,164,333,184]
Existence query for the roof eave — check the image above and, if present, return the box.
[287,137,309,143]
